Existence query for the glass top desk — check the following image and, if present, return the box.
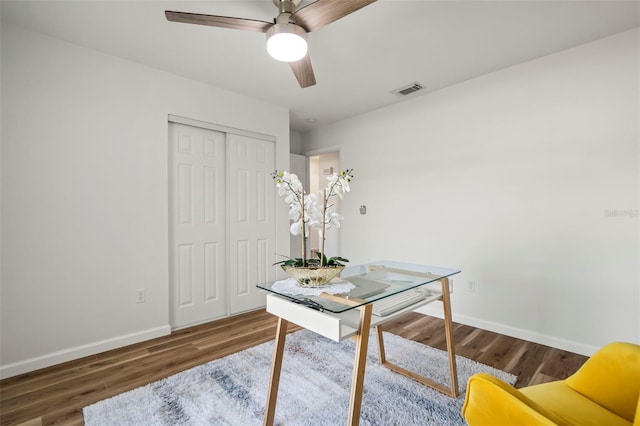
[257,260,461,426]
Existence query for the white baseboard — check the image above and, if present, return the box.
[415,305,599,357]
[0,325,171,379]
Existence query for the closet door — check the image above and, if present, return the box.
[227,134,276,313]
[169,123,227,328]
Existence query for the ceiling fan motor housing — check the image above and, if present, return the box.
[273,0,302,15]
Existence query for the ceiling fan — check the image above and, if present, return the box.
[165,0,377,88]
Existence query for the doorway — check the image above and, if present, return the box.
[307,151,341,259]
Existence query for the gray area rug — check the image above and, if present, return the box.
[84,330,516,425]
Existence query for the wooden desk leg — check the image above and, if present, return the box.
[375,325,457,396]
[373,278,459,398]
[347,303,373,426]
[264,317,288,426]
[440,277,459,397]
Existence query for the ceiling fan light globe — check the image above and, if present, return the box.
[266,23,308,62]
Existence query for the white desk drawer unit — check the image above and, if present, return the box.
[266,286,445,342]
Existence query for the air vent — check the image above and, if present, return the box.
[392,82,425,97]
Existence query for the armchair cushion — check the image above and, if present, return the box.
[462,342,640,426]
[521,381,631,426]
[564,342,640,423]
[462,373,569,425]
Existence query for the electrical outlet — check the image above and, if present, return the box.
[136,288,146,303]
[466,281,476,292]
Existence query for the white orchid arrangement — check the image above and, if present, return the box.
[272,168,354,267]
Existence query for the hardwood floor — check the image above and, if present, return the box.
[0,310,588,426]
[382,312,588,388]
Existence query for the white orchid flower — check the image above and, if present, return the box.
[284,192,298,206]
[288,174,303,192]
[305,192,318,207]
[289,219,311,237]
[339,178,351,194]
[326,174,338,185]
[326,211,344,229]
[289,220,301,236]
[277,184,290,197]
[325,169,353,200]
[273,168,353,266]
[288,204,301,221]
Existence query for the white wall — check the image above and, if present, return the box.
[0,24,290,378]
[303,29,640,355]
[290,130,304,155]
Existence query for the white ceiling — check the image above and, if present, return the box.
[2,0,639,133]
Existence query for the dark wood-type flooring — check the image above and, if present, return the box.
[0,310,588,426]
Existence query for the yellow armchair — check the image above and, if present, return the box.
[462,342,640,426]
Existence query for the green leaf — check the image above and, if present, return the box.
[272,256,305,267]
[326,256,349,266]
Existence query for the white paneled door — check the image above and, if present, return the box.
[169,123,227,328]
[169,122,275,329]
[227,134,276,314]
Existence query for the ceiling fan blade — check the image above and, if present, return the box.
[165,11,272,33]
[290,54,317,88]
[291,0,376,32]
